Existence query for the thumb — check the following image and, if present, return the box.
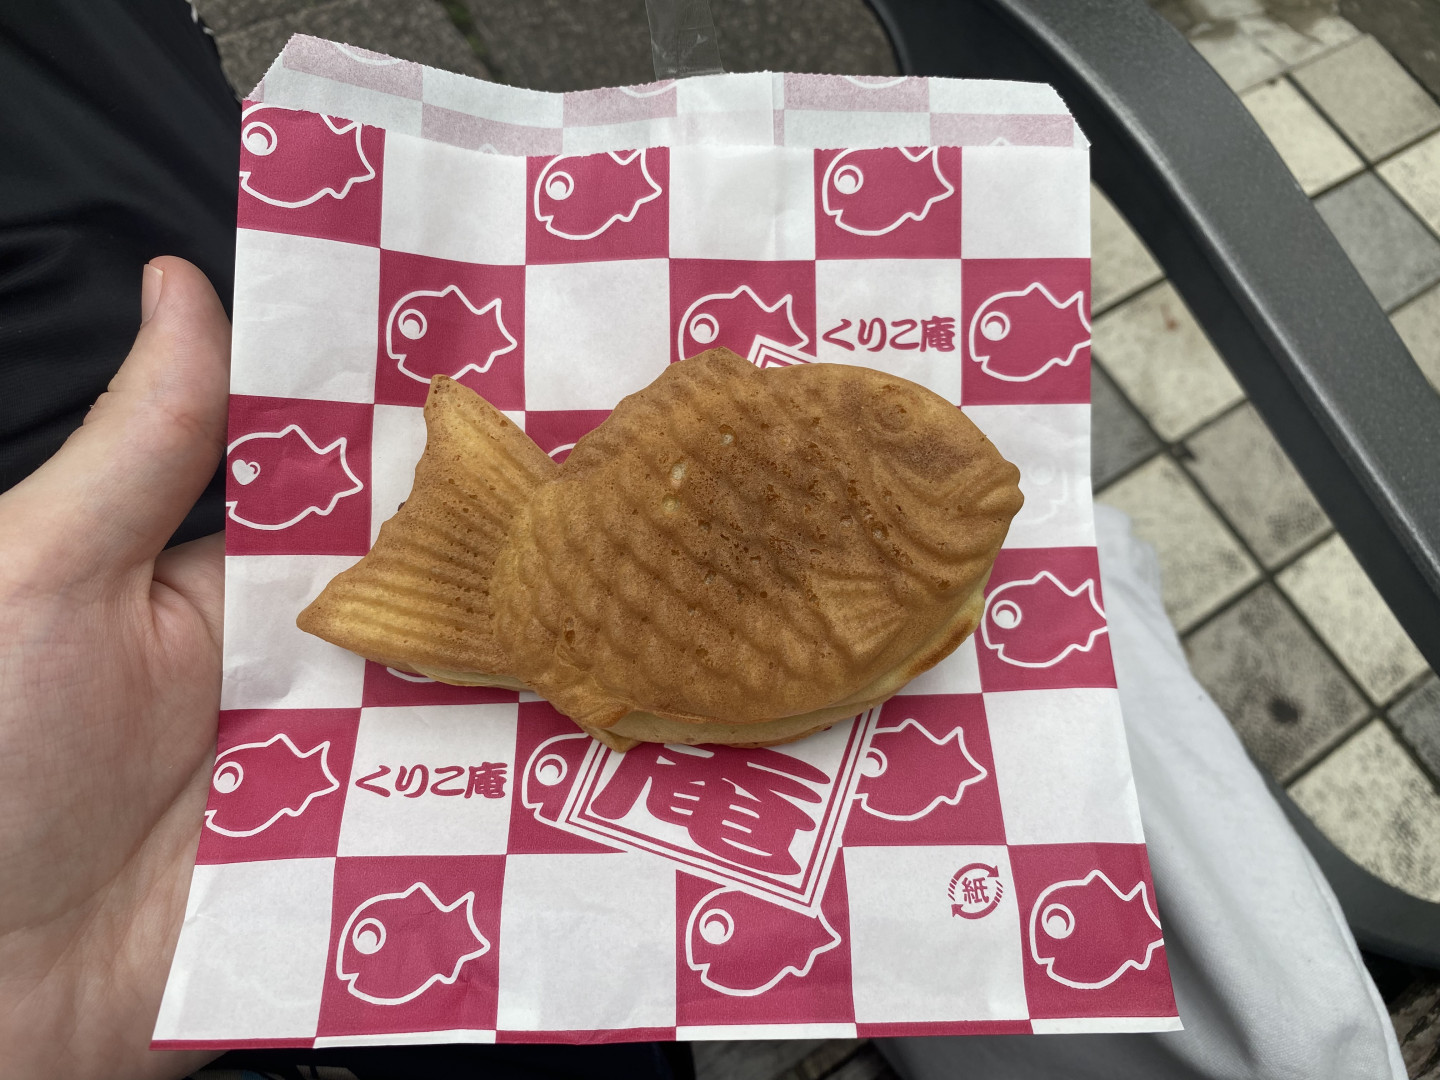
[0,257,231,578]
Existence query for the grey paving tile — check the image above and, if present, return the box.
[192,0,322,36]
[1091,362,1163,489]
[693,1039,828,1080]
[1336,0,1440,103]
[1091,282,1246,441]
[1189,23,1288,91]
[1182,402,1329,567]
[1391,281,1440,392]
[1292,34,1440,161]
[1277,533,1431,703]
[1289,719,1440,902]
[1232,12,1358,70]
[458,0,894,93]
[1183,584,1368,781]
[1241,77,1363,195]
[1314,172,1440,311]
[1090,184,1164,314]
[1185,0,1265,20]
[215,0,489,95]
[1378,130,1440,237]
[708,0,897,77]
[1391,674,1440,780]
[1097,455,1260,631]
[458,0,652,91]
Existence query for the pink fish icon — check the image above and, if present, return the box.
[239,105,375,208]
[686,888,841,996]
[226,424,363,531]
[204,733,339,837]
[336,882,491,1005]
[534,150,662,240]
[981,571,1107,668]
[385,285,518,384]
[521,731,593,825]
[822,147,954,236]
[968,283,1090,382]
[678,286,810,367]
[1029,870,1164,989]
[855,718,987,820]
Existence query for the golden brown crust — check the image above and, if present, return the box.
[297,350,1023,746]
[295,376,555,674]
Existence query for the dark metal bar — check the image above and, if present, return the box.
[867,0,1440,682]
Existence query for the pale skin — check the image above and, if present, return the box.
[0,258,229,1080]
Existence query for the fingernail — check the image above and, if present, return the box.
[140,263,164,325]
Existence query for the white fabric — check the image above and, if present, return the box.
[880,505,1405,1079]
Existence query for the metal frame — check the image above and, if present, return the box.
[864,0,1440,965]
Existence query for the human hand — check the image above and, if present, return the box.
[0,258,229,1080]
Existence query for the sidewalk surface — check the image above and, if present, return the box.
[189,0,1440,1076]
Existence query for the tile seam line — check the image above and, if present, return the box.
[1284,706,1440,808]
[1090,365,1410,775]
[1284,66,1440,168]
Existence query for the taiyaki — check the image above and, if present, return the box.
[297,348,1023,750]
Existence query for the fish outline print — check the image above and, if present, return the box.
[853,717,988,821]
[204,733,339,837]
[967,282,1090,382]
[384,284,518,384]
[226,424,364,531]
[533,149,663,240]
[239,104,375,209]
[335,881,491,1006]
[677,285,811,367]
[821,147,955,236]
[980,571,1108,668]
[685,886,842,996]
[1029,869,1164,990]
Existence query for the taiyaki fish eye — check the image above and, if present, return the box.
[833,164,864,195]
[698,907,735,945]
[1041,902,1075,940]
[990,599,1022,630]
[352,917,386,955]
[544,171,574,201]
[396,308,427,341]
[241,121,278,156]
[688,313,719,345]
[533,753,569,787]
[212,761,244,793]
[979,310,1010,342]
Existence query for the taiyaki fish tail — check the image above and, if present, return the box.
[296,376,554,686]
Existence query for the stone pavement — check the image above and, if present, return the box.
[190,0,1440,1075]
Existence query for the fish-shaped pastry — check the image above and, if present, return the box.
[297,348,1023,750]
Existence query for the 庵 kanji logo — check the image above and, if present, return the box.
[335,882,491,1005]
[822,147,954,236]
[533,150,662,240]
[521,716,873,910]
[204,733,340,837]
[226,424,363,531]
[1029,870,1163,989]
[678,285,811,367]
[385,285,517,384]
[948,862,1004,920]
[981,571,1107,668]
[968,283,1090,382]
[239,105,375,208]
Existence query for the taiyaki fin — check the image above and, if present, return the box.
[296,377,554,681]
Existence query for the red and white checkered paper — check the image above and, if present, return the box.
[153,38,1179,1050]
